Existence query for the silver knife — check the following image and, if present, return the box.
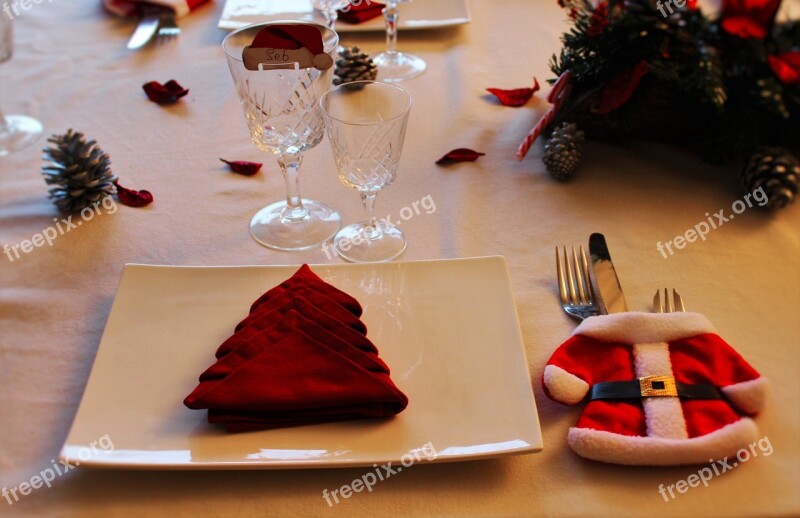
[127,12,161,50]
[589,233,629,314]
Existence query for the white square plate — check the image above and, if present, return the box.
[218,0,471,32]
[61,256,542,469]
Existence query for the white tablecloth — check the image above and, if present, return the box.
[1,1,798,516]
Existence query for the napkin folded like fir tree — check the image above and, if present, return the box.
[337,1,386,24]
[184,265,408,432]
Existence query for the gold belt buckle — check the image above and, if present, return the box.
[639,375,678,397]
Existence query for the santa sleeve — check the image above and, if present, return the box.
[675,333,769,415]
[542,335,595,405]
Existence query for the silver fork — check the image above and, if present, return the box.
[157,12,180,40]
[653,289,685,313]
[556,245,600,321]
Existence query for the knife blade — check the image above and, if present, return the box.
[589,233,629,314]
[127,14,160,50]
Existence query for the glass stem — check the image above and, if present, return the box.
[0,104,9,135]
[361,192,381,240]
[384,1,399,56]
[278,152,309,222]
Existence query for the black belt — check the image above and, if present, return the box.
[589,375,723,401]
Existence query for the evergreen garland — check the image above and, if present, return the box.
[546,0,799,162]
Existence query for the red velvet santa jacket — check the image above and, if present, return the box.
[543,312,768,466]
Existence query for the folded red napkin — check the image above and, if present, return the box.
[230,289,367,343]
[337,1,386,24]
[104,0,210,18]
[245,264,362,319]
[184,264,408,432]
[205,302,382,377]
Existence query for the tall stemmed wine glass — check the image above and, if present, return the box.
[223,22,341,250]
[0,16,42,157]
[320,81,412,262]
[372,0,426,82]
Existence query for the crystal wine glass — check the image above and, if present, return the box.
[311,0,350,32]
[223,22,341,251]
[320,81,412,262]
[0,15,42,157]
[372,0,426,82]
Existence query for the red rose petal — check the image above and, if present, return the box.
[596,61,648,114]
[768,52,800,85]
[115,182,154,208]
[220,158,263,176]
[436,148,486,165]
[720,0,781,40]
[487,78,540,107]
[143,80,189,104]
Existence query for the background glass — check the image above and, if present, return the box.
[311,0,350,32]
[223,22,341,250]
[320,81,411,262]
[0,15,43,157]
[372,0,426,82]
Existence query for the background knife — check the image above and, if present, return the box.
[127,13,160,50]
[589,233,629,314]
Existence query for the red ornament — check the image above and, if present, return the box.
[588,2,609,37]
[768,52,800,85]
[220,158,263,176]
[142,80,189,104]
[596,61,648,115]
[115,182,154,208]
[436,149,486,165]
[720,0,781,40]
[486,78,540,107]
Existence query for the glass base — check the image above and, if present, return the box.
[373,51,426,83]
[334,222,406,263]
[250,199,341,251]
[0,115,43,157]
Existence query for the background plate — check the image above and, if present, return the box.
[218,0,471,31]
[61,257,542,469]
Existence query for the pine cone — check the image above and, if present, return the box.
[42,129,117,213]
[544,122,585,181]
[740,147,799,210]
[333,47,378,88]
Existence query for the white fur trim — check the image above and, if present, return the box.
[543,365,589,405]
[633,342,673,377]
[633,342,687,439]
[567,418,760,466]
[721,377,770,415]
[641,398,689,439]
[573,312,716,344]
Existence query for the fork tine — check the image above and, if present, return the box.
[673,289,685,312]
[664,288,673,313]
[579,245,593,305]
[653,289,662,313]
[572,246,588,305]
[556,247,569,305]
[564,246,578,305]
